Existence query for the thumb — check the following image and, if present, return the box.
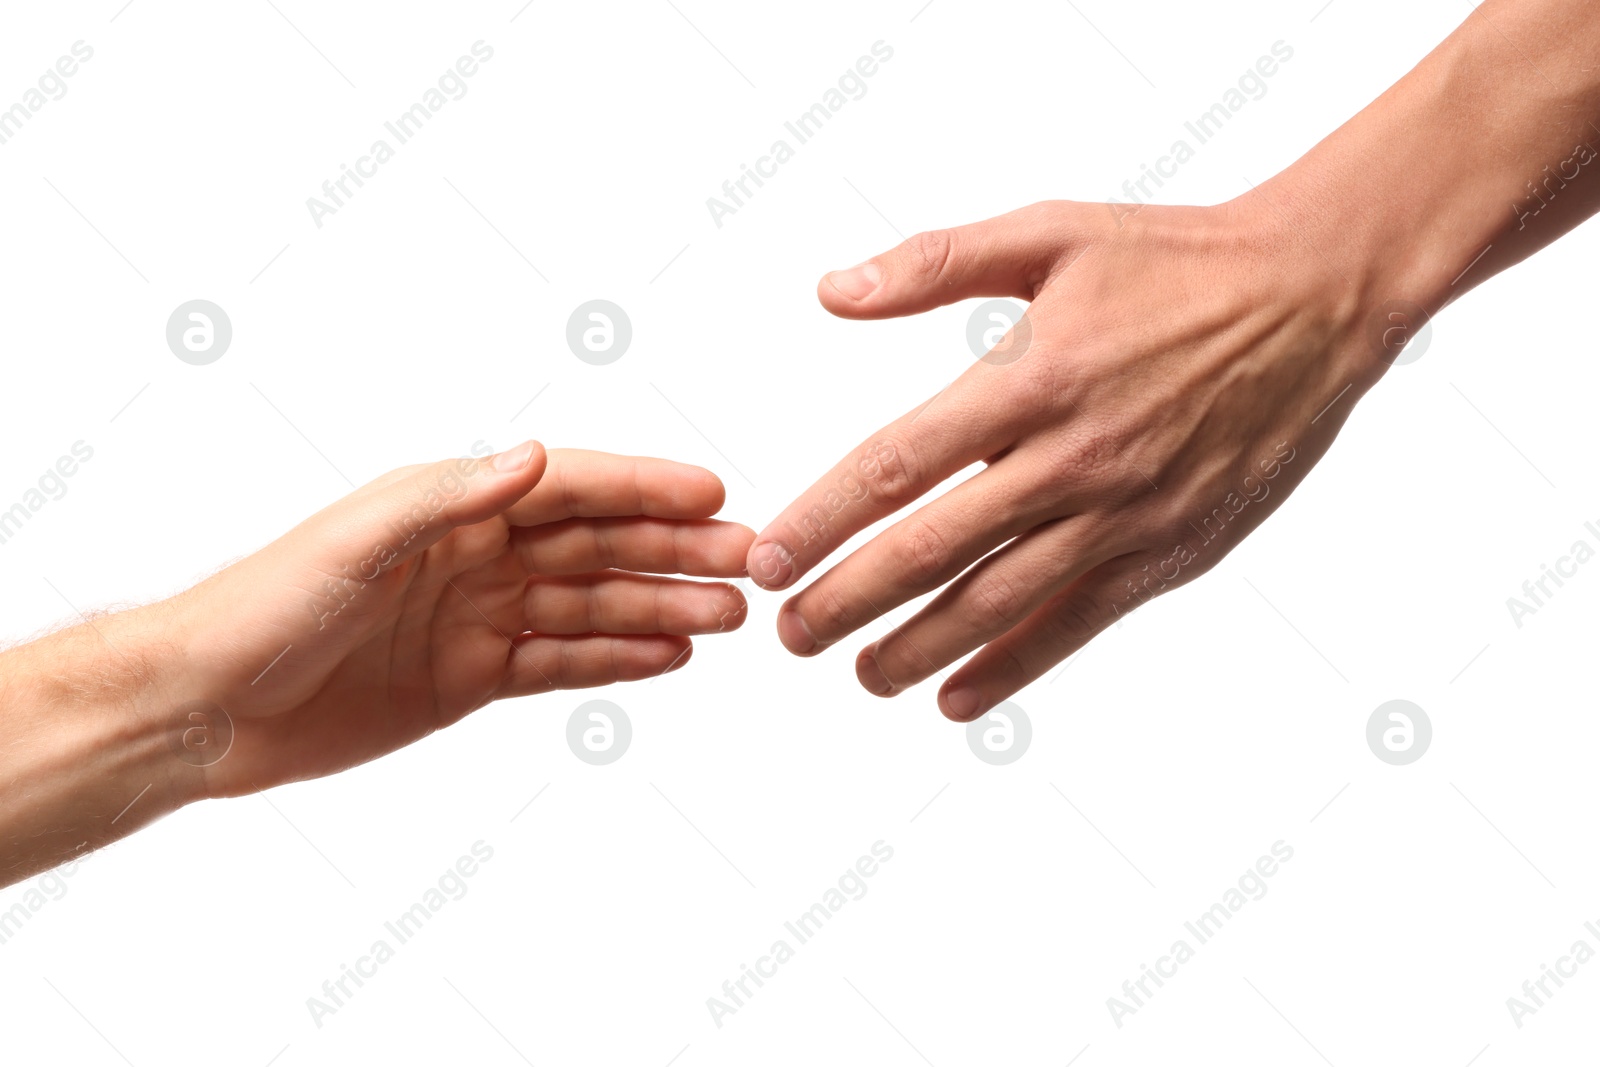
[295,439,548,579]
[816,202,1075,320]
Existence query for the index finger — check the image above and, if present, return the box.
[747,396,1014,591]
[505,449,728,526]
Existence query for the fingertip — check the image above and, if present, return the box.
[714,582,749,632]
[629,633,693,678]
[663,636,693,672]
[747,538,796,590]
[939,680,985,723]
[698,467,728,514]
[699,522,757,579]
[668,463,726,517]
[818,261,885,318]
[856,645,894,698]
[491,439,548,478]
[776,605,819,656]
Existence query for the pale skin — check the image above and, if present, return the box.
[6,0,1600,887]
[749,0,1600,721]
[0,443,754,888]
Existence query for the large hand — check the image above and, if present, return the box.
[169,442,753,797]
[748,199,1383,721]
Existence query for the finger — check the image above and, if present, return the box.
[513,518,755,577]
[524,573,747,636]
[289,441,548,578]
[505,449,727,526]
[935,557,1139,721]
[495,633,693,699]
[856,517,1114,699]
[774,460,1058,654]
[817,203,1073,320]
[747,405,1018,592]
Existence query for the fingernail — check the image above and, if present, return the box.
[493,439,537,473]
[826,261,881,300]
[857,649,893,696]
[749,541,794,589]
[777,608,817,655]
[943,684,982,721]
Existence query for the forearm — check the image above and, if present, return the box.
[1270,0,1600,328]
[0,605,199,887]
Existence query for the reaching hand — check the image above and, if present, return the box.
[171,442,754,797]
[748,198,1382,721]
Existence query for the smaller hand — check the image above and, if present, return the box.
[170,442,754,797]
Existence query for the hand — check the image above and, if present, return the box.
[747,198,1383,721]
[169,442,753,797]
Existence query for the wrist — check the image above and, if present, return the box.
[0,603,206,879]
[1259,4,1600,349]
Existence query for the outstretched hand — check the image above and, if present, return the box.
[749,199,1380,720]
[171,442,754,797]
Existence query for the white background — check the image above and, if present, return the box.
[1,1,1596,1063]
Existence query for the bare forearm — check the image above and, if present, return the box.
[0,607,197,887]
[1271,0,1600,323]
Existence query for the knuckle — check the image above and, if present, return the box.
[1075,425,1126,474]
[969,571,1025,630]
[902,229,955,284]
[992,640,1032,687]
[898,515,953,585]
[1039,419,1123,488]
[807,582,859,638]
[1041,595,1101,650]
[1005,359,1062,421]
[874,633,929,687]
[556,639,579,686]
[857,435,920,506]
[713,584,747,632]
